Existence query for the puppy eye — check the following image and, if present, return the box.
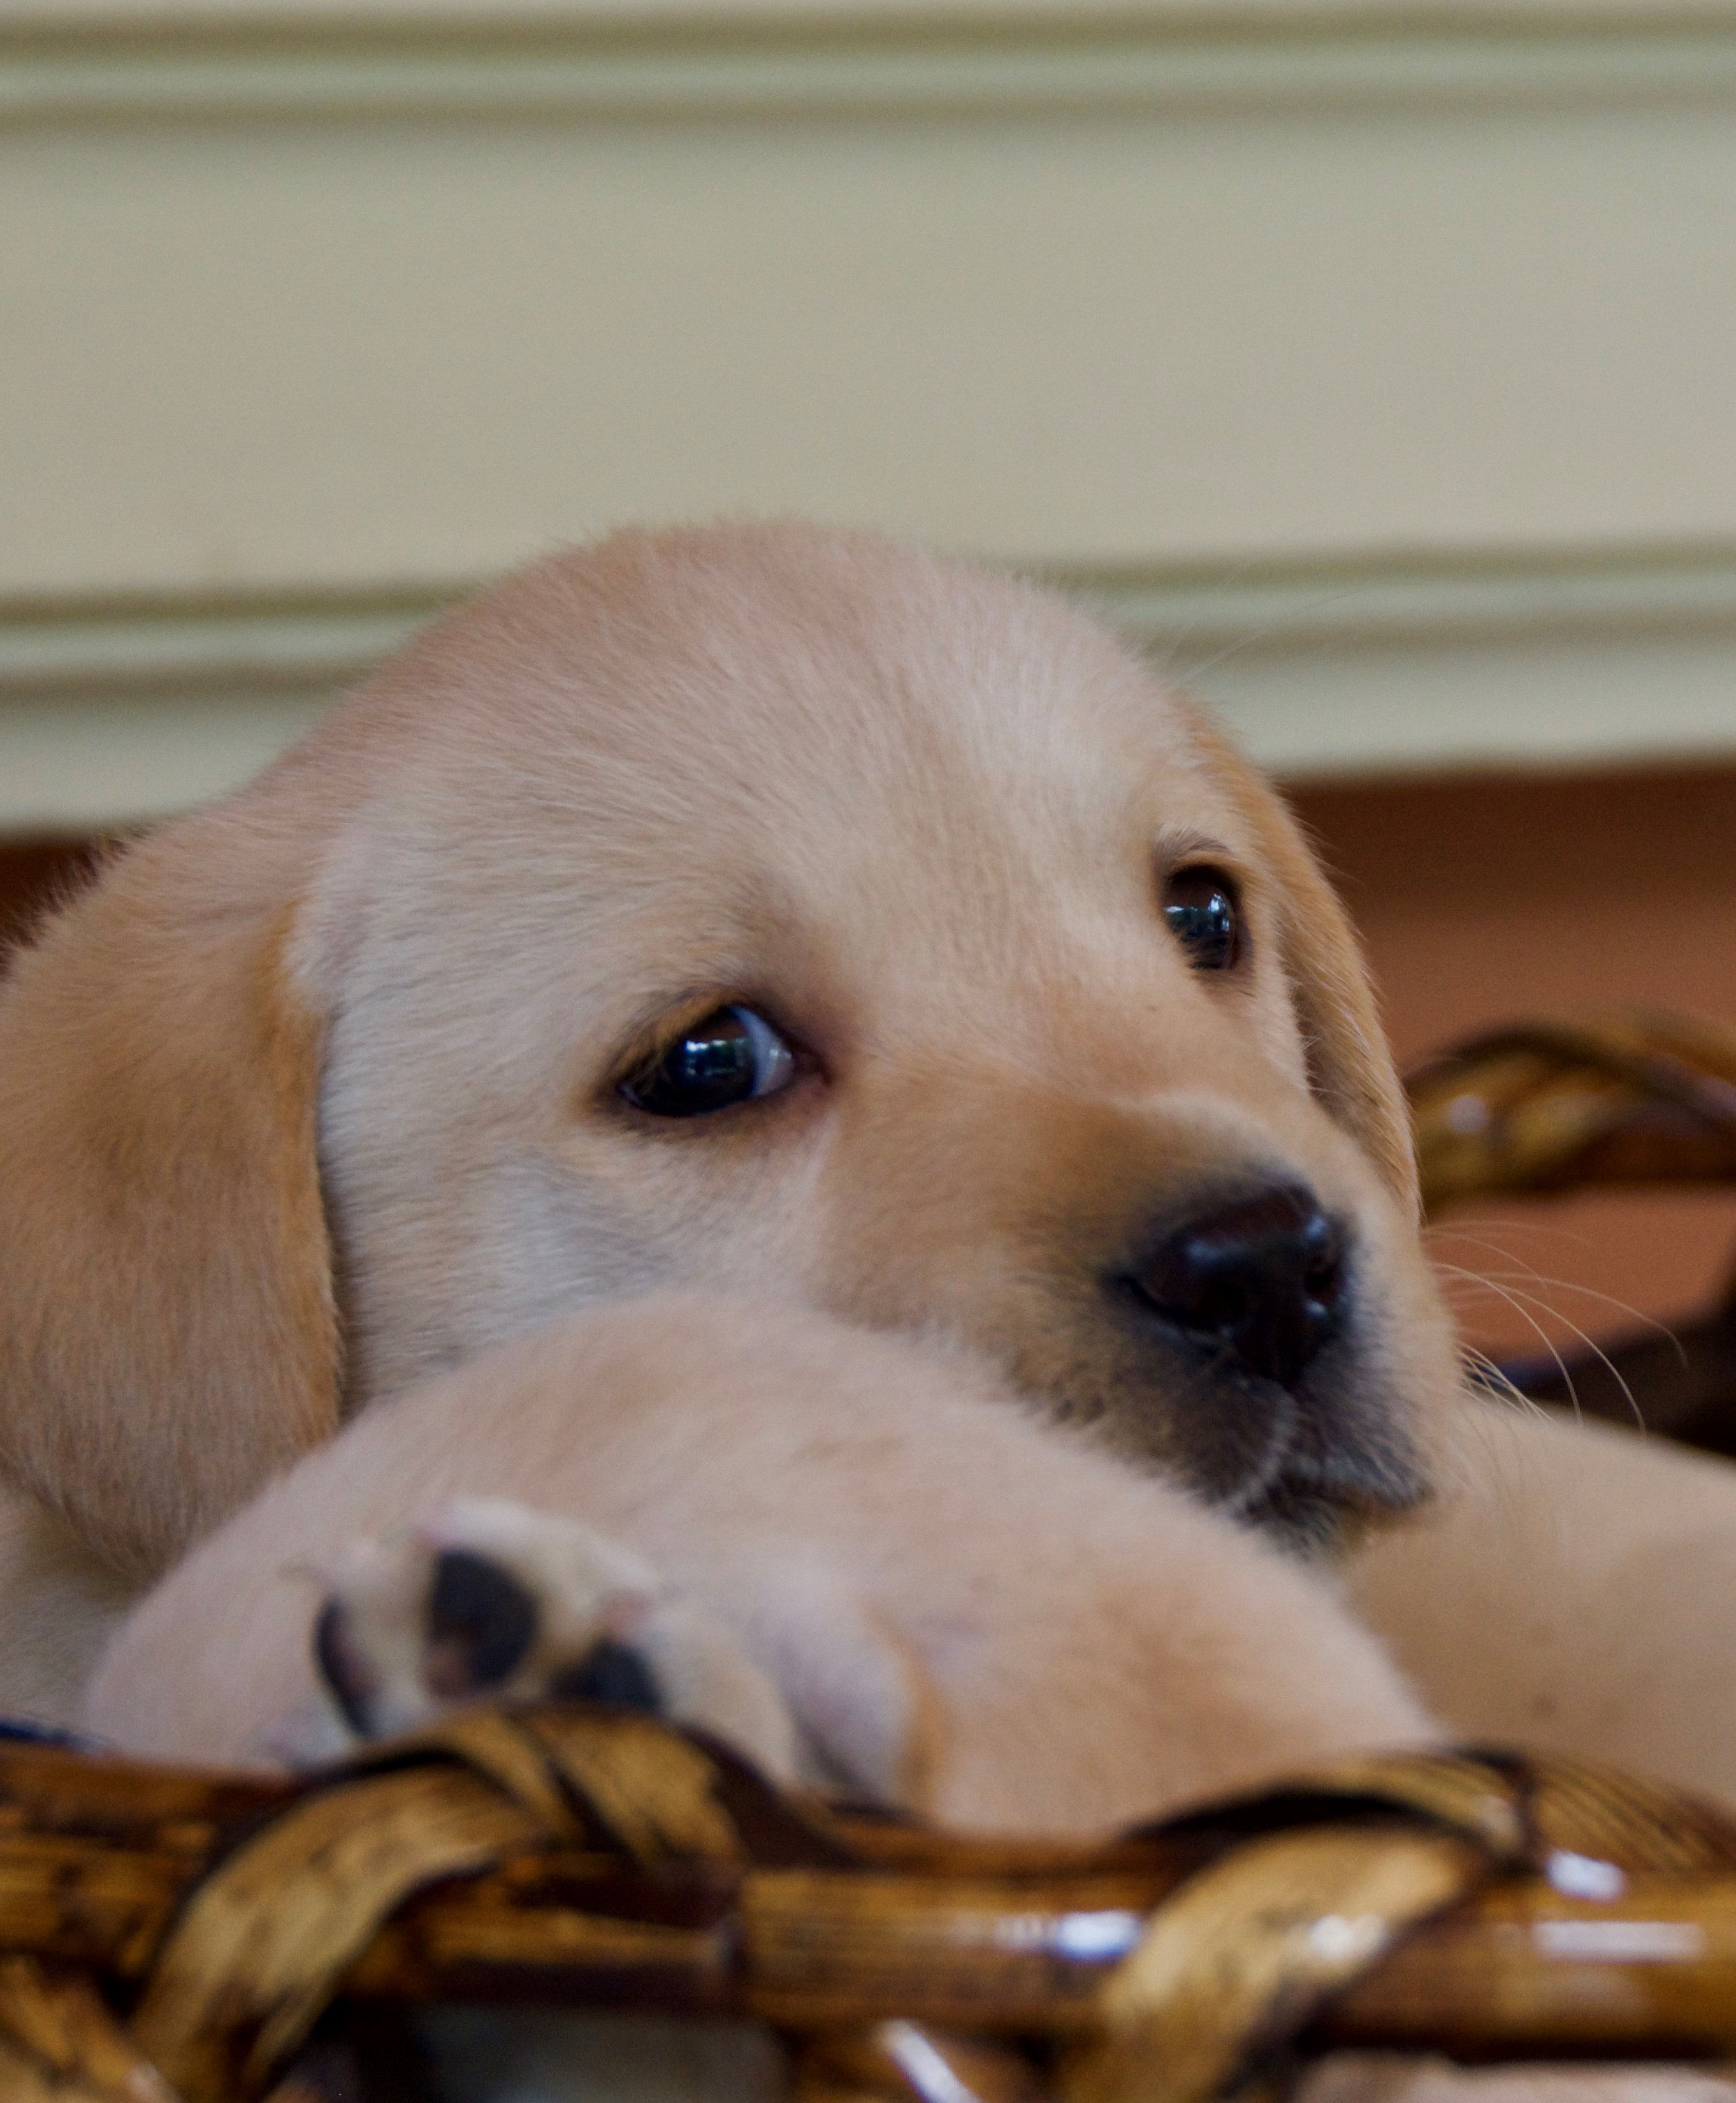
[1162,866,1242,971]
[620,1006,796,1118]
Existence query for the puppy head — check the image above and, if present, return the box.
[0,524,1454,1572]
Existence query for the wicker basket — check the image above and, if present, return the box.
[1411,1011,1736,1450]
[9,1014,1736,2103]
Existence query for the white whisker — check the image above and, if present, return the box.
[1428,1226,1689,1367]
[1432,1260,1648,1433]
[1164,581,1370,692]
[1457,1340,1549,1421]
[1429,1259,1587,1425]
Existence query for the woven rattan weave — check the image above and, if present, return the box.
[8,1013,1736,2103]
[2,1716,1736,2103]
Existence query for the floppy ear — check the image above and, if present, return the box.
[1265,801,1418,1212]
[0,809,340,1579]
[1203,739,1419,1213]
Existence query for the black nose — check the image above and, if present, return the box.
[1131,1185,1345,1391]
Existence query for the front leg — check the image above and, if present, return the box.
[83,1297,1435,1830]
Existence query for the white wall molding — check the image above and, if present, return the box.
[1066,542,1736,649]
[7,543,1735,825]
[11,8,1736,122]
[20,541,1736,696]
[11,0,1736,813]
[21,1,1736,21]
[0,590,445,700]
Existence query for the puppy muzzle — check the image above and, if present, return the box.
[1110,1177,1429,1550]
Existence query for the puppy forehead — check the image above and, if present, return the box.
[368,525,1247,919]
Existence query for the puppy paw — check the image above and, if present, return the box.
[290,1498,799,1783]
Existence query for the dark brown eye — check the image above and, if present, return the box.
[1163,866,1241,971]
[619,1005,795,1119]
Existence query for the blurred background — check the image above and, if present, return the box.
[6,0,1736,1370]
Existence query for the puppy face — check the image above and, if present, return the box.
[0,524,1455,1573]
[298,528,1449,1547]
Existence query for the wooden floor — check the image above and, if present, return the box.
[7,763,1735,1363]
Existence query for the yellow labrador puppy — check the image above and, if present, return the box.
[0,523,1730,1840]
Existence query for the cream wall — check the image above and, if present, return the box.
[6,1,1736,822]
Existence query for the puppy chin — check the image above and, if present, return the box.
[1236,1476,1377,1558]
[1073,1350,1434,1559]
[1038,1343,1429,1559]
[1232,1410,1436,1559]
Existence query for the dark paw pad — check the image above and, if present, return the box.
[549,1637,663,1715]
[315,1598,377,1735]
[425,1548,540,1697]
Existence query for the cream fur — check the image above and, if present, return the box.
[85,1298,1433,1832]
[0,521,1729,1846]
